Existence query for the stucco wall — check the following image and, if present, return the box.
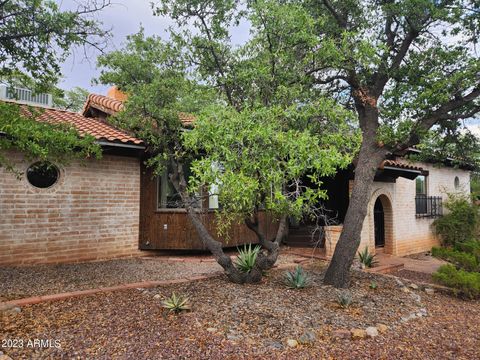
[0,151,142,265]
[360,161,471,256]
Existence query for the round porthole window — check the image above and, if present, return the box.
[26,162,60,189]
[454,176,460,190]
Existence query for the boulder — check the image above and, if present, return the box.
[425,288,435,295]
[351,329,367,340]
[366,327,379,338]
[298,331,316,345]
[409,283,419,290]
[286,339,298,348]
[376,323,389,334]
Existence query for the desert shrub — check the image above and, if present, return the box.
[358,246,378,268]
[431,247,479,272]
[162,293,191,313]
[337,291,353,308]
[454,240,480,260]
[433,193,478,246]
[284,266,310,289]
[433,265,480,299]
[235,244,261,273]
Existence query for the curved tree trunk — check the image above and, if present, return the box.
[323,100,387,288]
[169,159,287,284]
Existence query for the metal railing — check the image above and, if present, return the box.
[415,195,443,218]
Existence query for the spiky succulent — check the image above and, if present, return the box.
[235,243,261,273]
[284,266,311,289]
[162,292,191,313]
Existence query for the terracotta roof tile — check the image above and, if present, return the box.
[7,101,143,145]
[83,93,197,126]
[380,160,423,172]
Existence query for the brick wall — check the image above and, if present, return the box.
[0,151,142,266]
[360,162,471,257]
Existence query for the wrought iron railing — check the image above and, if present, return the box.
[415,195,443,218]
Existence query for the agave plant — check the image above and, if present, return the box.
[162,292,191,313]
[235,243,261,273]
[337,291,353,308]
[358,246,378,268]
[284,266,310,289]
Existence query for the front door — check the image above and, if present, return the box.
[374,198,385,247]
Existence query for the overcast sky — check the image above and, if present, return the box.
[58,0,250,95]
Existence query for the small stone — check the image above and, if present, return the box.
[153,294,161,300]
[409,283,419,290]
[365,327,379,338]
[401,313,417,322]
[265,340,283,350]
[206,327,217,333]
[332,329,351,340]
[287,339,298,348]
[376,323,389,333]
[351,329,367,340]
[395,278,405,287]
[298,331,316,345]
[410,292,422,303]
[401,286,410,293]
[0,354,13,360]
[425,288,435,295]
[417,308,428,317]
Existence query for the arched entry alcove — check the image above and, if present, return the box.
[371,193,394,254]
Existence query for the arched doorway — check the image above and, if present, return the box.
[374,198,385,248]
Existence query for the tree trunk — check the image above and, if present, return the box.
[323,104,387,287]
[168,159,286,284]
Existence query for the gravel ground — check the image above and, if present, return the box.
[4,263,476,359]
[0,253,300,301]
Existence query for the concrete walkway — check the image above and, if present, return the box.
[375,251,447,274]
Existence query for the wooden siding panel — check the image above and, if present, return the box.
[139,165,278,250]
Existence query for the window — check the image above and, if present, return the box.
[26,162,59,189]
[415,175,426,195]
[454,176,460,190]
[157,162,201,210]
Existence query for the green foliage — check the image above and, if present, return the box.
[433,264,480,299]
[183,103,356,234]
[431,247,479,272]
[235,244,261,273]
[357,247,378,268]
[337,291,353,308]
[0,102,101,173]
[53,87,90,113]
[433,193,479,246]
[162,292,191,313]
[0,0,109,89]
[454,240,480,261]
[369,281,378,290]
[284,266,311,289]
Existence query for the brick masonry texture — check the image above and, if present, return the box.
[325,162,470,258]
[361,161,471,256]
[0,151,142,265]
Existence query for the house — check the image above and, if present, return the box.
[0,87,472,266]
[287,155,472,258]
[0,87,274,266]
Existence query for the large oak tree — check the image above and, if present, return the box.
[156,0,480,287]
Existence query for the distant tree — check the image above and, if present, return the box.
[53,87,90,112]
[0,0,110,90]
[96,32,355,283]
[157,0,480,288]
[0,0,110,171]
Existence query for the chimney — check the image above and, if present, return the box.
[107,86,128,102]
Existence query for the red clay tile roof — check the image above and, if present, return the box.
[83,93,197,126]
[82,93,124,116]
[380,160,423,172]
[5,100,143,145]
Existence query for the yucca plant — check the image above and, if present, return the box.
[162,292,191,313]
[337,291,353,308]
[358,246,378,268]
[235,244,261,273]
[284,266,311,289]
